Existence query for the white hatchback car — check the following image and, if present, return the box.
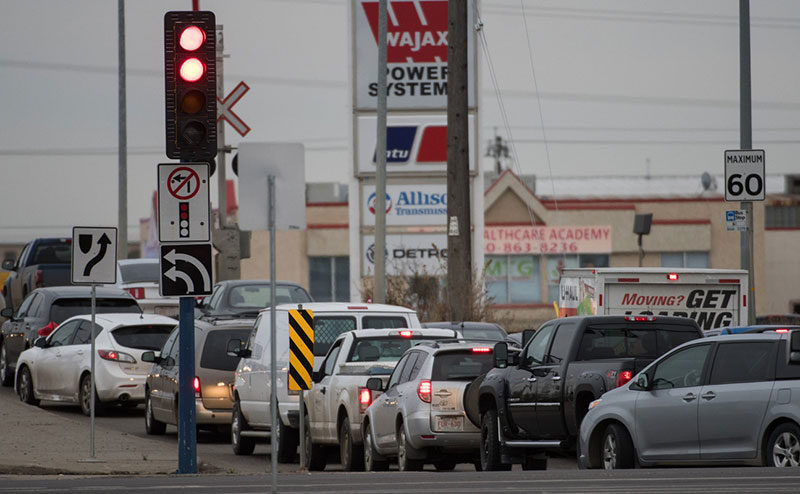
[15,313,176,415]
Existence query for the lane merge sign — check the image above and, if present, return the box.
[724,149,765,202]
[71,227,118,285]
[288,309,314,391]
[159,243,213,297]
[158,163,210,243]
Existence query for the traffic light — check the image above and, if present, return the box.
[164,11,217,161]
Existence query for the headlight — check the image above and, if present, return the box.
[588,398,602,411]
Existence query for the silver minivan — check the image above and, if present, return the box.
[579,331,800,469]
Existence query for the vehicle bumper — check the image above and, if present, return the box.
[405,409,480,451]
[95,367,147,403]
[279,398,299,429]
[196,399,233,425]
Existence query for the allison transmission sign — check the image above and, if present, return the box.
[354,0,475,110]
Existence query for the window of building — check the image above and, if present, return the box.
[766,204,800,229]
[309,256,349,302]
[486,255,541,304]
[661,252,709,268]
[546,254,609,303]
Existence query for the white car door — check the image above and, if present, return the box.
[36,320,81,397]
[311,340,342,441]
[63,320,101,400]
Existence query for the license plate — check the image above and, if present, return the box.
[435,415,463,432]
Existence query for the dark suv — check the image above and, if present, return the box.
[0,286,141,387]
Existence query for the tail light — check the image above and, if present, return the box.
[616,370,633,388]
[97,349,136,363]
[358,387,372,414]
[417,380,431,403]
[35,269,43,289]
[667,273,679,281]
[399,330,413,338]
[775,328,789,333]
[126,287,145,299]
[624,316,656,322]
[37,321,57,337]
[472,347,491,353]
[193,376,201,398]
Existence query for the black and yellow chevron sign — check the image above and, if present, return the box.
[288,309,314,391]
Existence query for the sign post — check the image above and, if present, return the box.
[72,226,118,463]
[288,308,314,470]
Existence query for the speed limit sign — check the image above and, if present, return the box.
[724,149,765,201]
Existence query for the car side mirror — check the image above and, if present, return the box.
[226,338,251,358]
[366,377,384,392]
[195,297,205,309]
[0,308,13,319]
[634,373,650,390]
[141,351,156,363]
[788,330,800,364]
[1,259,15,271]
[521,329,535,347]
[33,337,47,349]
[493,342,508,369]
[312,370,324,383]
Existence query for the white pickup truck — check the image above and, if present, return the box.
[303,327,456,471]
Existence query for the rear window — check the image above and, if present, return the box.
[577,325,699,360]
[49,298,141,324]
[459,325,506,341]
[200,329,253,371]
[31,242,71,264]
[314,317,357,356]
[347,336,440,363]
[227,284,312,309]
[363,316,408,329]
[119,262,160,283]
[111,324,174,350]
[432,350,494,381]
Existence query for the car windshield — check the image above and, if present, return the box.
[49,299,141,324]
[347,336,441,363]
[226,284,312,310]
[432,350,495,381]
[111,324,174,350]
[119,262,160,284]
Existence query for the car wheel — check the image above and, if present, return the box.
[767,423,800,467]
[0,342,14,387]
[363,423,389,472]
[302,413,327,471]
[480,408,510,471]
[602,423,634,470]
[144,391,166,435]
[79,374,104,417]
[397,425,424,472]
[433,460,456,471]
[339,418,364,472]
[16,366,39,406]
[275,416,299,463]
[231,400,256,456]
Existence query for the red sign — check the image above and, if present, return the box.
[361,1,449,63]
[484,226,613,255]
[167,167,201,200]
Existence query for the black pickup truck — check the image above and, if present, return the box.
[2,238,72,311]
[470,315,702,470]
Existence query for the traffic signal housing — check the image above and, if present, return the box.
[164,11,217,161]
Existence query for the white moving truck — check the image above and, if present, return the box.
[558,267,748,331]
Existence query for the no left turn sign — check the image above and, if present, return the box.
[158,163,210,243]
[167,166,201,200]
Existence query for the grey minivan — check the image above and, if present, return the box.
[579,331,800,469]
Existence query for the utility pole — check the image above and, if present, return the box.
[447,0,472,320]
[740,0,756,325]
[373,0,388,304]
[117,0,127,259]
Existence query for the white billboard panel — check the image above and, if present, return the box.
[361,233,447,276]
[362,183,447,226]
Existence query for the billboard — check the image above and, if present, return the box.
[354,0,475,110]
[362,183,447,226]
[361,233,447,275]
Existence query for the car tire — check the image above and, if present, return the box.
[302,414,327,471]
[339,418,365,472]
[480,408,510,471]
[144,391,166,435]
[232,400,256,456]
[602,423,634,470]
[79,374,104,417]
[767,422,800,467]
[433,460,456,471]
[275,416,299,463]
[0,341,14,387]
[363,423,389,472]
[397,424,424,472]
[16,366,39,406]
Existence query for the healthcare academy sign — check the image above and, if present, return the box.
[354,0,475,110]
[485,226,612,254]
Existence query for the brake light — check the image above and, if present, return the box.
[667,273,679,281]
[399,330,413,338]
[126,287,145,299]
[616,370,633,388]
[358,387,372,414]
[97,349,136,363]
[35,269,43,288]
[417,380,431,403]
[347,306,368,310]
[37,321,57,337]
[193,376,201,397]
[624,316,656,322]
[775,328,789,333]
[472,347,491,353]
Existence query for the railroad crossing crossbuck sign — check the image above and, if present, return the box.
[724,149,765,202]
[159,244,213,297]
[71,227,118,285]
[288,309,314,391]
[158,163,211,243]
[217,81,251,137]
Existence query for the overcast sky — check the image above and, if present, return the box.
[2,0,799,243]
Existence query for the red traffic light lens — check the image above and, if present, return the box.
[179,26,206,51]
[179,58,205,82]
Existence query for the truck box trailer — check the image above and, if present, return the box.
[558,267,748,331]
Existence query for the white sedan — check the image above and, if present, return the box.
[15,313,176,415]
